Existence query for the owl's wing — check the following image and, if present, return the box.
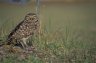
[8,20,25,38]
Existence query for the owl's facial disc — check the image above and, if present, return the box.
[25,14,37,20]
[29,15,37,20]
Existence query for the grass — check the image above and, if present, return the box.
[0,2,96,63]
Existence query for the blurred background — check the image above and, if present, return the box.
[0,0,96,63]
[0,0,96,3]
[0,0,96,33]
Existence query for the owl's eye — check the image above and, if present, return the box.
[30,18,34,20]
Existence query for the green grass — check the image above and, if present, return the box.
[0,3,96,63]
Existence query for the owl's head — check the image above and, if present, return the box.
[25,13,38,21]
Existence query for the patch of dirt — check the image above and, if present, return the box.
[0,44,35,61]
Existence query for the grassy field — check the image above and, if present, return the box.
[0,2,96,63]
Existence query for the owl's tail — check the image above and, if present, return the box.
[6,38,13,45]
[0,38,13,47]
[0,39,6,46]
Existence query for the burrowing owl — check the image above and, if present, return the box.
[7,13,39,49]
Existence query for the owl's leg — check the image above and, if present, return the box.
[20,42,25,49]
[21,38,28,49]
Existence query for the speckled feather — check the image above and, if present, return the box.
[7,13,40,46]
